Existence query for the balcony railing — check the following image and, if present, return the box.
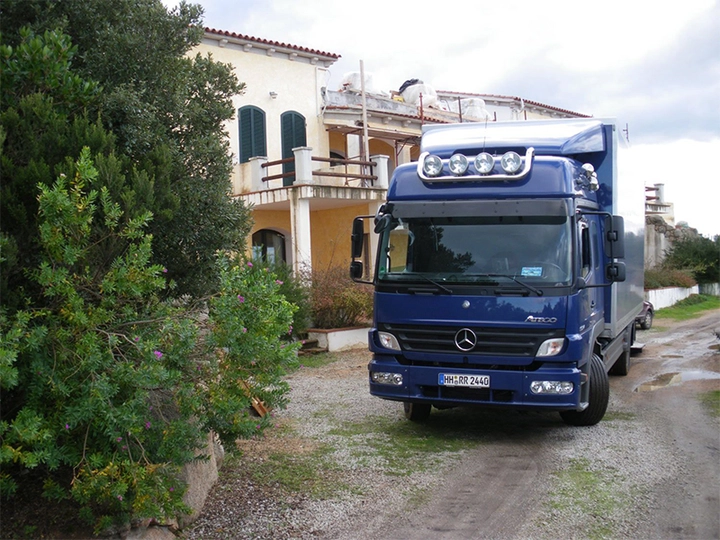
[249,147,389,192]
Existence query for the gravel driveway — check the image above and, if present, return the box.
[185,310,720,540]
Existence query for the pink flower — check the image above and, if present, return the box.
[170,487,174,492]
[118,495,123,501]
[162,267,168,273]
[275,280,284,285]
[134,336,140,342]
[65,424,70,430]
[242,327,247,333]
[153,350,163,359]
[237,295,245,303]
[117,437,122,442]
[247,262,253,267]
[145,421,151,429]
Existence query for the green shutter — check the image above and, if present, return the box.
[239,106,266,163]
[281,112,306,186]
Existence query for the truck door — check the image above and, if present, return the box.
[579,219,602,331]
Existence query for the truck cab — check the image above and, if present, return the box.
[351,119,645,426]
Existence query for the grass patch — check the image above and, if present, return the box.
[242,444,348,499]
[655,294,720,321]
[603,410,636,421]
[293,351,341,370]
[328,415,478,476]
[699,390,720,418]
[547,458,630,539]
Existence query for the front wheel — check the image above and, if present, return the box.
[404,402,431,422]
[560,354,609,426]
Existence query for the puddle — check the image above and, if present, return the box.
[636,370,720,392]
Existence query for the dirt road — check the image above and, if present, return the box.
[188,310,720,540]
[371,310,720,540]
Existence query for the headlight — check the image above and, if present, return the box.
[500,151,522,174]
[371,372,403,385]
[378,331,401,351]
[536,338,565,357]
[448,154,469,176]
[474,152,495,174]
[422,154,443,177]
[530,380,574,395]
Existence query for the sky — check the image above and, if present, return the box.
[165,0,720,238]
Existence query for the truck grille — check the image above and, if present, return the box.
[381,323,564,357]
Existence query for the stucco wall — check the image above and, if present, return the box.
[645,286,699,310]
[311,204,370,270]
[195,38,331,194]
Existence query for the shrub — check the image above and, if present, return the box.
[645,267,697,289]
[250,261,312,338]
[663,235,720,284]
[310,266,373,329]
[0,149,298,533]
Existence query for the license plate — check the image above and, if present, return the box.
[438,374,490,388]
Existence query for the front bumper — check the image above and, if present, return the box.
[368,354,582,410]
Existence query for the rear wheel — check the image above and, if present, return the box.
[639,311,653,330]
[609,347,630,376]
[609,326,633,376]
[404,402,431,422]
[560,354,609,426]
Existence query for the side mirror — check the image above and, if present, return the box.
[351,218,365,259]
[604,215,625,259]
[349,261,364,280]
[606,261,626,282]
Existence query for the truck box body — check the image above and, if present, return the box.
[352,118,645,425]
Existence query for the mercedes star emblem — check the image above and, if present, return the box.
[454,328,477,352]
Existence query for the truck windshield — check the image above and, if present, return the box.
[377,215,572,286]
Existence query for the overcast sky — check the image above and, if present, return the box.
[166,0,720,238]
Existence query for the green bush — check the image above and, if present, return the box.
[250,261,312,338]
[644,267,697,289]
[0,150,298,533]
[663,235,720,284]
[310,266,373,329]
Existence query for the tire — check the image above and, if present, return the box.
[609,347,630,376]
[639,311,653,330]
[560,354,609,426]
[609,326,632,376]
[404,402,431,422]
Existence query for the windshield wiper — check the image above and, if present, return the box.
[402,273,453,294]
[483,273,544,297]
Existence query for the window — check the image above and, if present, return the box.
[281,111,306,186]
[580,223,592,278]
[252,229,286,264]
[239,106,267,163]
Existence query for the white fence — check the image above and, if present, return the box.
[645,283,719,310]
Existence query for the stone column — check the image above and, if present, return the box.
[290,190,312,276]
[293,147,314,185]
[371,154,390,188]
[249,156,268,192]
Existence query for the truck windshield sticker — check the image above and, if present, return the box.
[521,267,543,277]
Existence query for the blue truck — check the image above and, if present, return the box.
[350,118,645,426]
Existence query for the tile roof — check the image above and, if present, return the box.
[437,91,591,118]
[204,27,341,60]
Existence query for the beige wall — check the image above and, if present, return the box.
[195,38,332,195]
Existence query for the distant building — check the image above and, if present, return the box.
[194,29,591,275]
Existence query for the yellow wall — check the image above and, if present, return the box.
[311,204,372,270]
[329,131,346,157]
[251,210,291,235]
[369,139,395,169]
